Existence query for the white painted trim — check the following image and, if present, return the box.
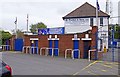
[72,38,80,40]
[30,38,38,40]
[81,38,92,40]
[48,38,59,40]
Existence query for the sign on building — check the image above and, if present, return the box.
[38,27,64,35]
[64,18,90,26]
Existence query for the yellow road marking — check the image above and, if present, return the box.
[101,64,113,68]
[73,61,98,75]
[94,66,107,72]
[87,71,98,75]
[101,70,107,72]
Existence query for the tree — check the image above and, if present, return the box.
[11,29,24,38]
[0,30,12,45]
[114,24,120,39]
[30,22,47,34]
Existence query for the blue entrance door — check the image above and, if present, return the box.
[83,41,90,59]
[73,40,79,59]
[6,39,10,51]
[31,41,34,54]
[54,40,59,56]
[35,40,38,54]
[14,39,23,51]
[49,40,52,56]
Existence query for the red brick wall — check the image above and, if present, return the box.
[58,34,74,56]
[38,35,48,48]
[10,26,98,59]
[24,35,31,46]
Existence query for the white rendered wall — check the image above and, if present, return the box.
[65,25,92,34]
[64,17,109,50]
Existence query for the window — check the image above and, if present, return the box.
[90,18,93,26]
[100,18,103,26]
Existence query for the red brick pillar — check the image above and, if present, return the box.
[23,35,30,46]
[91,26,98,49]
[91,26,98,59]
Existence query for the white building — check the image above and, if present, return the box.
[63,2,110,50]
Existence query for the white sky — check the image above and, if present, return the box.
[0,0,119,33]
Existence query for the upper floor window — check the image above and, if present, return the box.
[100,17,103,26]
[90,18,93,26]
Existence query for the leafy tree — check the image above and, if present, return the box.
[0,30,12,45]
[114,24,120,39]
[30,22,47,34]
[11,29,24,38]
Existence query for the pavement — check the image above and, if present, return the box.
[102,48,119,62]
[0,51,119,75]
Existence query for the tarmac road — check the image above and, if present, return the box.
[1,51,119,75]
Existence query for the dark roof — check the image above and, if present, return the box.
[63,2,110,19]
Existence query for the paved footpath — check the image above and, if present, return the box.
[102,48,119,62]
[0,51,119,75]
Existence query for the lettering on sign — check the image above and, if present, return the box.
[65,18,90,26]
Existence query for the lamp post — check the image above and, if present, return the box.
[14,17,17,39]
[111,25,115,62]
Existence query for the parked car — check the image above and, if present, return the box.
[0,60,12,77]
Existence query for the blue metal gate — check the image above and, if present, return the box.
[54,40,59,56]
[73,40,79,59]
[14,39,23,51]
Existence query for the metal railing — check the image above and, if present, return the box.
[65,49,73,59]
[88,49,96,61]
[22,46,38,54]
[40,47,59,57]
[22,46,31,54]
[72,49,80,59]
[65,49,80,59]
[31,47,39,54]
[1,45,11,51]
[40,47,48,56]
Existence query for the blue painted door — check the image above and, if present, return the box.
[6,40,10,51]
[35,40,38,54]
[73,40,79,59]
[49,40,52,56]
[83,41,90,59]
[31,41,34,54]
[14,39,23,51]
[54,40,59,56]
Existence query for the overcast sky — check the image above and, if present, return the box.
[0,0,119,33]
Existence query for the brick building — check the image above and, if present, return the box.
[22,26,98,59]
[63,2,110,51]
[9,2,109,59]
